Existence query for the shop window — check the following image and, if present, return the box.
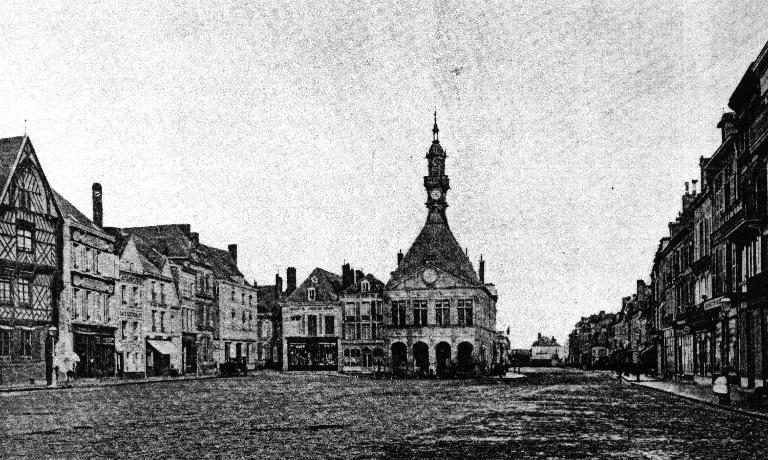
[0,328,11,357]
[20,329,32,358]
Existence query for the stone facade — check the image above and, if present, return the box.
[282,268,342,371]
[384,116,497,376]
[55,185,119,380]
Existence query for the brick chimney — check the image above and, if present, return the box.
[286,267,297,295]
[92,183,103,228]
[342,263,352,288]
[479,254,485,284]
[228,244,237,264]
[275,273,283,298]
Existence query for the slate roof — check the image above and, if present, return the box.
[121,225,193,259]
[286,268,343,303]
[197,243,243,280]
[51,189,103,234]
[388,208,480,286]
[104,227,166,277]
[256,285,279,314]
[342,272,385,294]
[532,336,561,347]
[0,136,24,197]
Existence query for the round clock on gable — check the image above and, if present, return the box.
[422,268,438,284]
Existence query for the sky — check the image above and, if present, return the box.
[1,1,768,348]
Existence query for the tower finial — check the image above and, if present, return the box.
[432,110,439,141]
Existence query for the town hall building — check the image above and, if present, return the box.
[384,116,498,376]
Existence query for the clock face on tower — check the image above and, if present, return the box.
[429,189,441,200]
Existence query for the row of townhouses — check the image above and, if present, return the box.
[0,135,280,386]
[569,40,768,400]
[0,117,509,387]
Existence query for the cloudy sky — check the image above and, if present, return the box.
[2,1,767,347]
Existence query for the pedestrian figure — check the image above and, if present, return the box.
[713,369,730,405]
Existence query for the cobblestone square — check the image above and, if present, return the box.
[2,370,766,459]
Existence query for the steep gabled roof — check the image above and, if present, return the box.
[52,189,104,235]
[0,136,24,197]
[286,268,343,303]
[388,209,479,287]
[122,225,194,259]
[197,243,243,280]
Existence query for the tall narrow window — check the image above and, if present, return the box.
[152,310,157,332]
[413,301,427,326]
[0,328,11,357]
[20,329,32,357]
[325,315,335,335]
[435,299,450,326]
[307,315,317,336]
[391,301,407,327]
[0,278,11,303]
[457,299,473,326]
[160,311,165,332]
[307,287,316,301]
[17,278,31,305]
[16,227,32,253]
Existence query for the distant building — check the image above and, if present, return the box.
[339,265,385,373]
[198,243,260,369]
[530,333,564,366]
[282,268,343,371]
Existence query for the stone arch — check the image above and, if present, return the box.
[391,342,407,374]
[458,341,474,372]
[413,341,429,374]
[435,342,451,376]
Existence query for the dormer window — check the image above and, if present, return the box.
[307,287,316,301]
[361,280,370,293]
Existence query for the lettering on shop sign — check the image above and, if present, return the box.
[72,229,114,252]
[122,311,142,318]
[72,274,115,294]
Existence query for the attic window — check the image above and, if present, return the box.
[361,280,370,293]
[307,287,316,301]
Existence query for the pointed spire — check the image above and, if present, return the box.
[432,110,439,141]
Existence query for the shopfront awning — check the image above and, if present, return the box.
[147,339,177,356]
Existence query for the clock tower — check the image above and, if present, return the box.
[424,112,450,212]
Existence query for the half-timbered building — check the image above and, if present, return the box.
[0,136,62,387]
